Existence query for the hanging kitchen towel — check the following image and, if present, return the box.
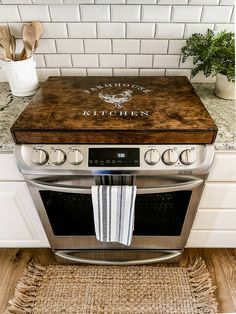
[91,185,137,246]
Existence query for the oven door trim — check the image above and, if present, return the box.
[26,175,204,251]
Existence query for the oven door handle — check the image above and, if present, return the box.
[27,177,203,194]
[54,249,182,265]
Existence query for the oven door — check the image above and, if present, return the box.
[26,175,203,255]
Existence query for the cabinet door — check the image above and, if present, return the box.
[0,182,49,247]
[208,152,236,181]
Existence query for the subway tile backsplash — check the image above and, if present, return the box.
[0,0,234,82]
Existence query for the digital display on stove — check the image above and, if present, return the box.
[89,148,140,167]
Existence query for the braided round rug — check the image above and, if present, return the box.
[5,258,217,314]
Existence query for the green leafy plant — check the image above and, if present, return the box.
[181,29,235,81]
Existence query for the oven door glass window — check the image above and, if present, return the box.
[40,190,192,236]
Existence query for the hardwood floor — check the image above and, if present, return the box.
[0,248,235,313]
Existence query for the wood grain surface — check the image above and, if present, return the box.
[11,76,218,144]
[0,248,235,313]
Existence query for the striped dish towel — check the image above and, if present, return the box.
[91,185,137,246]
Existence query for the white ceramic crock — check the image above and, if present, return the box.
[0,56,39,97]
[214,73,235,100]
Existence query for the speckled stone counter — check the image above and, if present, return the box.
[0,82,235,152]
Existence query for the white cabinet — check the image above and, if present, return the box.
[187,151,236,248]
[0,153,49,247]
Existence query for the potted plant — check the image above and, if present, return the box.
[181,29,235,100]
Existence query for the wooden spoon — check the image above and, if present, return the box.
[0,25,12,59]
[20,24,36,60]
[31,21,43,53]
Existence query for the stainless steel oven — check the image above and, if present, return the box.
[15,144,214,265]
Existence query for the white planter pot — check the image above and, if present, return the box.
[214,73,235,100]
[0,56,39,97]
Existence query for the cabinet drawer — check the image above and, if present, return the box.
[193,209,236,230]
[187,230,236,247]
[0,153,23,181]
[199,182,236,208]
[208,152,236,181]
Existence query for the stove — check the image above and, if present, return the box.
[11,76,217,265]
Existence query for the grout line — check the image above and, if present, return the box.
[16,5,22,22]
[48,4,52,22]
[200,5,204,23]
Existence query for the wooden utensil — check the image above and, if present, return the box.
[10,35,16,60]
[31,21,43,53]
[20,24,36,60]
[0,25,12,59]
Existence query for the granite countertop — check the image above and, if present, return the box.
[0,82,235,152]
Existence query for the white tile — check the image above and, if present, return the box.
[156,23,184,38]
[142,5,171,22]
[64,0,94,3]
[168,39,186,54]
[56,39,84,53]
[140,69,165,76]
[34,39,56,53]
[184,23,214,38]
[158,0,187,3]
[2,0,31,3]
[61,68,87,76]
[111,5,141,22]
[81,5,110,21]
[72,54,98,67]
[127,55,153,68]
[113,39,140,53]
[189,0,218,4]
[0,5,20,22]
[84,39,111,53]
[96,0,124,2]
[18,5,50,21]
[127,0,156,2]
[114,69,139,76]
[172,6,202,22]
[34,54,46,67]
[42,23,68,38]
[0,69,7,82]
[220,0,234,4]
[166,69,191,79]
[8,23,23,38]
[68,23,96,38]
[99,54,125,67]
[49,5,80,21]
[214,24,235,32]
[202,6,233,23]
[37,68,60,82]
[33,0,63,3]
[97,23,125,38]
[45,54,72,67]
[87,68,112,76]
[15,38,23,53]
[190,71,215,82]
[154,55,179,68]
[141,39,168,54]
[180,56,194,68]
[127,23,155,38]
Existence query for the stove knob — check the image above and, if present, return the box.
[162,149,178,165]
[50,149,66,165]
[31,149,48,165]
[144,149,160,165]
[67,149,83,165]
[180,149,196,165]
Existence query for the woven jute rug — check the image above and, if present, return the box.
[5,258,217,314]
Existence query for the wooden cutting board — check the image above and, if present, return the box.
[11,76,218,144]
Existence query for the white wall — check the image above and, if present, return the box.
[0,0,234,82]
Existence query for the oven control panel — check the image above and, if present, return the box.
[16,144,214,174]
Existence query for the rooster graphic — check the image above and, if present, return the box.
[98,90,133,108]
